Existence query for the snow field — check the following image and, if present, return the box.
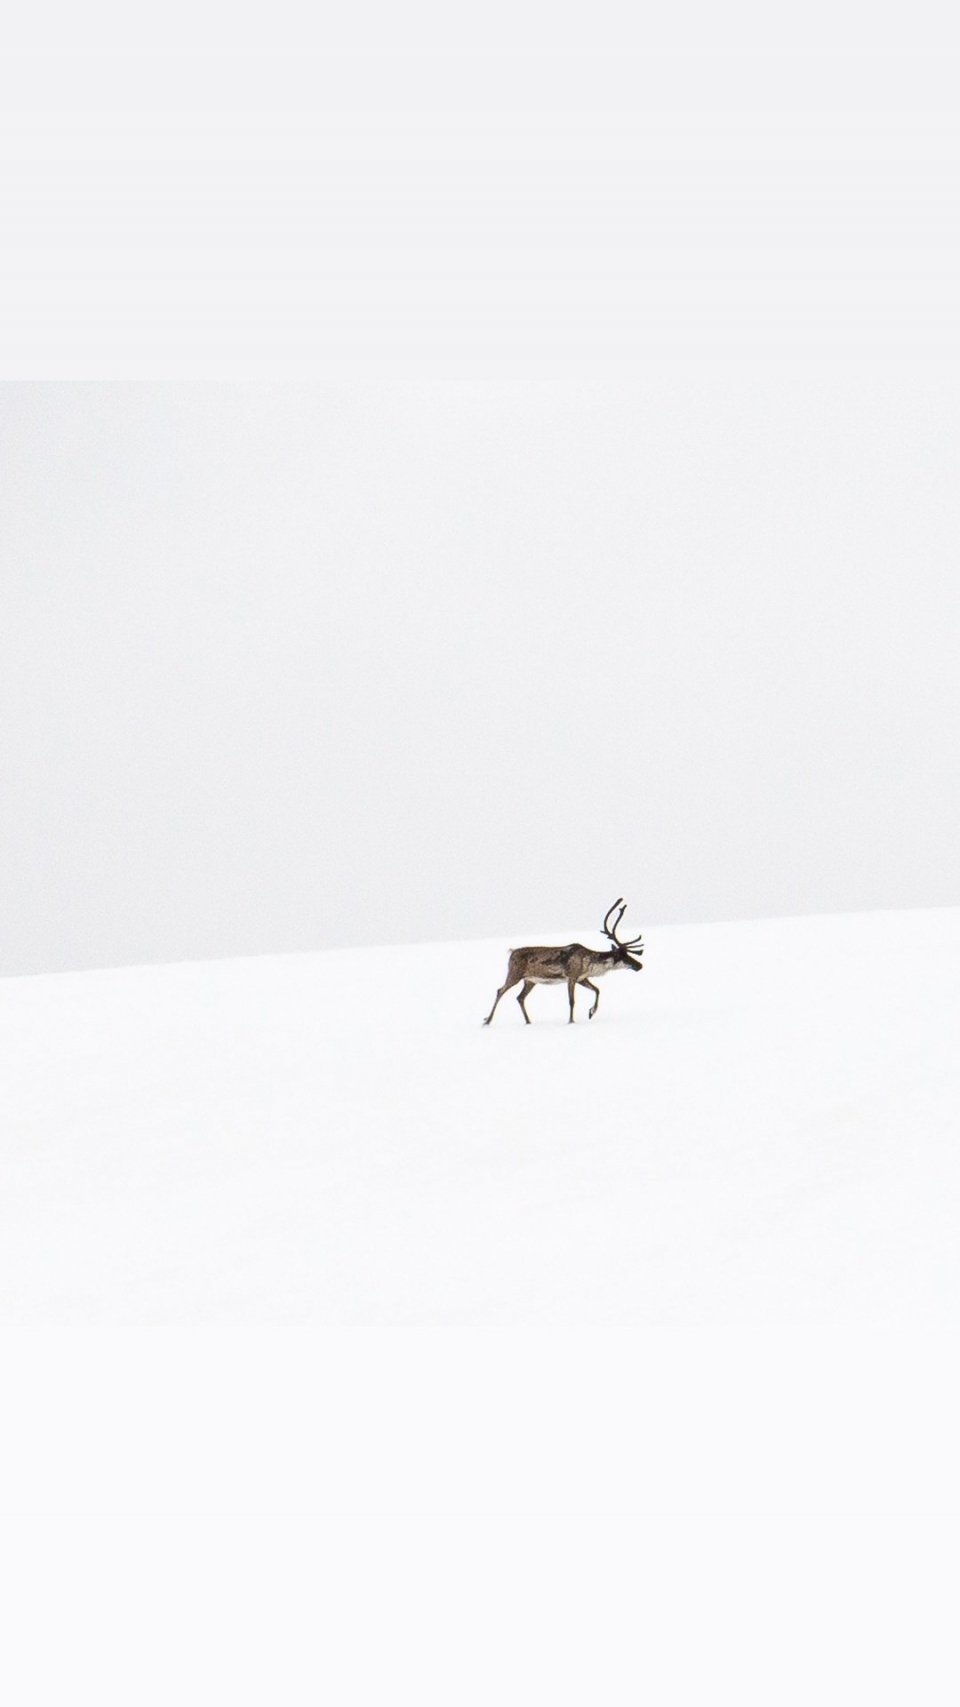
[3,908,958,1324]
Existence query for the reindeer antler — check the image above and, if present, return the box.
[602,898,626,940]
[602,897,644,951]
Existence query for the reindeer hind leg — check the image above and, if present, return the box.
[517,980,536,1024]
[484,973,519,1025]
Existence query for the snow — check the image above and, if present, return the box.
[3,907,959,1325]
[3,911,960,1704]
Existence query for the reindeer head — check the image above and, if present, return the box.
[602,898,645,969]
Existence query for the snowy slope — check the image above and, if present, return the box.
[3,908,959,1325]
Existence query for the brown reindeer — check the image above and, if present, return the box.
[483,898,644,1026]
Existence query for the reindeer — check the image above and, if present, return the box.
[483,899,644,1026]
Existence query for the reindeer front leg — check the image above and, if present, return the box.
[567,978,578,1023]
[579,979,600,1018]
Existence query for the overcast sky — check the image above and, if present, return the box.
[2,0,959,973]
[2,378,958,975]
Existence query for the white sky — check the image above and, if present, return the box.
[1,1,959,973]
[2,379,958,974]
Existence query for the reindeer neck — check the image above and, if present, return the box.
[589,946,622,974]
